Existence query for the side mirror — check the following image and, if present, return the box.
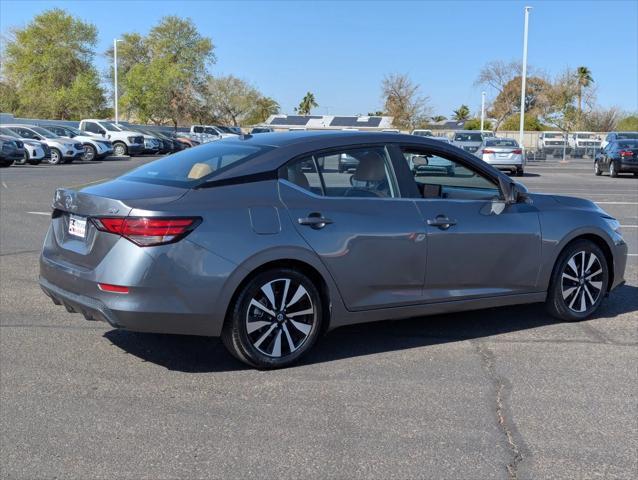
[499,178,529,205]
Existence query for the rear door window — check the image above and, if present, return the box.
[280,146,398,199]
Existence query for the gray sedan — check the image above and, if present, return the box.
[39,132,628,368]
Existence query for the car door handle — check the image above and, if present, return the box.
[298,213,333,229]
[427,215,457,230]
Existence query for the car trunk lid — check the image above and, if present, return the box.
[49,179,189,268]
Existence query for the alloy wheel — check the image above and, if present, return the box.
[114,143,126,156]
[561,251,603,314]
[245,278,316,358]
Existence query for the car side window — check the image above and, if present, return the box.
[401,147,500,201]
[16,128,38,139]
[280,146,398,198]
[280,156,323,195]
[84,122,100,134]
[316,146,397,198]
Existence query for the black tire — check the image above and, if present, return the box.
[113,142,127,157]
[28,158,42,165]
[546,240,608,322]
[633,173,638,177]
[83,144,96,161]
[609,161,618,178]
[594,161,602,176]
[15,152,27,165]
[516,167,524,177]
[222,268,323,369]
[0,160,13,167]
[48,148,63,165]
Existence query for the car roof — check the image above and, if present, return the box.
[199,131,508,186]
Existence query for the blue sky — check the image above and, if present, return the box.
[2,0,637,118]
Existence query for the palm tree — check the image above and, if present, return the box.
[576,66,593,119]
[431,115,447,123]
[296,92,318,115]
[452,105,470,121]
[254,96,280,123]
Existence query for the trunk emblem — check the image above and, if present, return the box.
[108,207,119,214]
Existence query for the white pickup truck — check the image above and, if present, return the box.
[79,119,145,156]
[537,131,569,158]
[567,132,602,157]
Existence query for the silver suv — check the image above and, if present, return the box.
[452,130,485,154]
[3,124,84,164]
[44,124,114,161]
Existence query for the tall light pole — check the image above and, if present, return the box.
[113,39,123,123]
[480,91,486,132]
[519,6,532,150]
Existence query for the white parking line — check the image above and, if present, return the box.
[27,211,50,216]
[1,181,7,189]
[595,202,638,205]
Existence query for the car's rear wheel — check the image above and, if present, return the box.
[48,148,63,165]
[609,161,618,177]
[516,167,524,177]
[546,240,608,321]
[83,144,96,161]
[222,269,323,369]
[594,161,602,176]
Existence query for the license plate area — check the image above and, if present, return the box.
[68,214,87,239]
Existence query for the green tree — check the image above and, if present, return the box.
[539,70,580,132]
[114,16,215,127]
[431,115,447,123]
[244,96,280,125]
[367,111,385,116]
[452,105,470,121]
[1,8,106,119]
[463,118,493,131]
[500,114,545,131]
[617,115,638,131]
[576,66,593,121]
[204,75,259,126]
[489,76,550,130]
[296,92,318,115]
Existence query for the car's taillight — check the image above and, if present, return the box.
[92,217,200,246]
[512,149,523,154]
[482,149,495,154]
[619,150,634,157]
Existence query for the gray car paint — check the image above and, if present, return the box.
[40,132,628,338]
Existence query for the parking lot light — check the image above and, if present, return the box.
[519,6,532,151]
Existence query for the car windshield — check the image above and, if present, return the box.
[215,125,234,134]
[122,141,273,187]
[617,141,638,148]
[64,126,83,136]
[454,133,483,142]
[545,133,564,139]
[30,126,58,138]
[617,133,638,140]
[101,122,121,132]
[486,139,518,147]
[576,133,594,139]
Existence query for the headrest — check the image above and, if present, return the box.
[188,163,213,179]
[352,151,386,182]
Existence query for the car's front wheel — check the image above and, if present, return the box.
[594,161,602,176]
[48,148,63,165]
[222,269,323,369]
[83,144,96,161]
[546,240,608,321]
[113,142,127,157]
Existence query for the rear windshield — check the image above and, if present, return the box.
[544,133,564,139]
[121,141,272,187]
[486,139,518,147]
[454,132,483,142]
[617,133,638,140]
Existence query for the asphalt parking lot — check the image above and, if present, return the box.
[1,155,636,479]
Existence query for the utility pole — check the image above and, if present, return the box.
[113,39,122,123]
[519,6,532,150]
[480,91,486,132]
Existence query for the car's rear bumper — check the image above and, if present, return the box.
[618,160,638,173]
